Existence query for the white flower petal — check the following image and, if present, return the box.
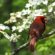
[52,2,55,6]
[25,3,32,8]
[42,0,48,5]
[0,24,10,30]
[16,12,22,18]
[12,26,16,31]
[48,6,53,12]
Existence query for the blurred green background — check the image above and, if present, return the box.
[0,0,28,23]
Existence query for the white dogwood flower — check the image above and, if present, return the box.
[16,12,22,18]
[12,26,16,31]
[0,24,9,30]
[48,5,53,12]
[25,3,32,8]
[42,0,48,5]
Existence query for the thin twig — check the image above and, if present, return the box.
[43,30,55,40]
[11,41,29,55]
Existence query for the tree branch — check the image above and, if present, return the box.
[43,30,55,39]
[11,30,55,55]
[11,41,29,55]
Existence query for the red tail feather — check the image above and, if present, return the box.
[29,38,36,52]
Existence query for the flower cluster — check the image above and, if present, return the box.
[1,0,55,42]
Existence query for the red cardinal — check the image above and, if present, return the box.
[29,16,47,52]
